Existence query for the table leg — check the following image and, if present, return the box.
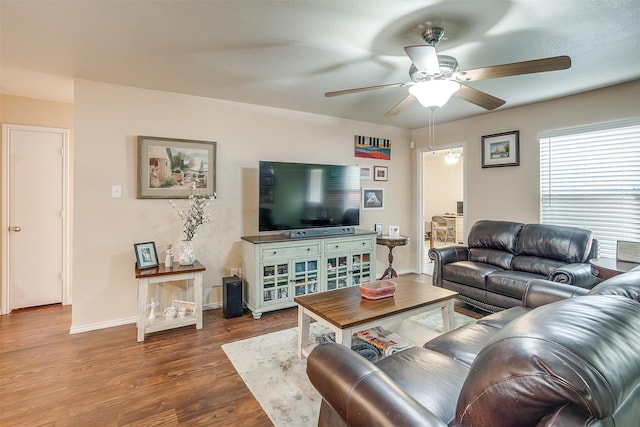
[379,246,397,279]
[442,299,455,332]
[336,328,352,349]
[194,272,203,330]
[297,307,310,358]
[137,278,149,342]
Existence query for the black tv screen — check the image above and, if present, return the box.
[259,161,361,232]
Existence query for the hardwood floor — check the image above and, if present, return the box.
[0,274,483,426]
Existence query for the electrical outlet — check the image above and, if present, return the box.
[230,267,239,277]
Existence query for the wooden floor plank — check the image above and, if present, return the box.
[0,274,482,426]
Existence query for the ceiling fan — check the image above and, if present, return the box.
[325,26,571,116]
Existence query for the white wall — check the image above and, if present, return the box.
[412,80,640,234]
[72,80,412,330]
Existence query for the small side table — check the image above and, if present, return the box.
[590,257,639,280]
[376,235,410,279]
[135,260,206,342]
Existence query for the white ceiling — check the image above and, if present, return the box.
[1,0,639,129]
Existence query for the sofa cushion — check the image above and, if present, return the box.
[516,223,594,263]
[511,255,567,276]
[467,220,523,253]
[375,347,468,426]
[468,248,514,270]
[443,261,503,290]
[423,322,497,368]
[486,270,544,299]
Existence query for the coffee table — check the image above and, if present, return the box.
[294,277,458,358]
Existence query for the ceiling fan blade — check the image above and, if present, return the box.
[455,84,505,110]
[384,94,416,117]
[404,45,440,74]
[324,82,408,97]
[457,55,571,81]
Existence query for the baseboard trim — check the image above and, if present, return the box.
[69,304,223,334]
[69,316,136,334]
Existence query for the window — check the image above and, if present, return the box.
[539,119,640,258]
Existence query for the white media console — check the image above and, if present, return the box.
[241,229,377,319]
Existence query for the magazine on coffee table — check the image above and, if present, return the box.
[354,326,413,356]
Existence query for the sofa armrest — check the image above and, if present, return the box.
[549,263,600,288]
[428,246,469,287]
[523,279,589,308]
[307,343,447,427]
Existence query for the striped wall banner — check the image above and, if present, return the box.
[354,135,391,160]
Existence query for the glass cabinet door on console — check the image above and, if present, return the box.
[293,259,319,296]
[351,252,372,285]
[261,262,289,304]
[326,255,349,290]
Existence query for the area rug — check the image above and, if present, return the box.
[222,310,475,427]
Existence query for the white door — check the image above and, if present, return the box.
[2,124,69,312]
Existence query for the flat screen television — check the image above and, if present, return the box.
[259,161,361,232]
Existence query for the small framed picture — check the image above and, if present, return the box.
[481,130,520,168]
[362,188,384,210]
[360,165,373,180]
[374,223,383,236]
[373,166,388,181]
[134,241,159,269]
[388,225,400,237]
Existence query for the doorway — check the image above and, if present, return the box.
[416,144,465,274]
[2,124,71,313]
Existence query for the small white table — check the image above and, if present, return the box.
[135,260,205,342]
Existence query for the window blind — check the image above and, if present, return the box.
[539,119,640,258]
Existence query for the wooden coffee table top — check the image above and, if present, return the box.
[294,277,458,329]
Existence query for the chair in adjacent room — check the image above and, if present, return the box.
[432,215,455,243]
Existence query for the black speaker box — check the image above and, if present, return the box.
[222,276,243,318]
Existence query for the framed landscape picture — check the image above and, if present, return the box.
[373,165,388,181]
[137,136,216,199]
[481,130,520,168]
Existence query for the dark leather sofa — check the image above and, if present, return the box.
[428,220,599,312]
[307,266,640,427]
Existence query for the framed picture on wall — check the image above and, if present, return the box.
[362,188,384,210]
[373,166,388,181]
[134,241,159,269]
[137,136,217,199]
[481,130,520,168]
[360,165,373,180]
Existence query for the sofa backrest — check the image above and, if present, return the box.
[515,223,594,263]
[456,295,640,426]
[467,221,523,270]
[588,270,640,302]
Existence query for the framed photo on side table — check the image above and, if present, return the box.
[134,241,159,269]
[481,130,520,168]
[373,165,388,181]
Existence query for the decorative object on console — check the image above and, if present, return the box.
[481,130,520,168]
[373,165,388,181]
[388,225,400,237]
[147,297,159,320]
[136,135,216,199]
[354,135,391,160]
[362,188,384,210]
[164,243,174,267]
[170,183,215,265]
[133,241,159,269]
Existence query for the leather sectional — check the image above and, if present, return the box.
[307,265,640,426]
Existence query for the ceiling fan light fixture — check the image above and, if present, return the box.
[409,80,461,109]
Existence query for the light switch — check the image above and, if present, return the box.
[111,185,122,198]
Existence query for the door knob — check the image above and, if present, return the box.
[10,226,21,232]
